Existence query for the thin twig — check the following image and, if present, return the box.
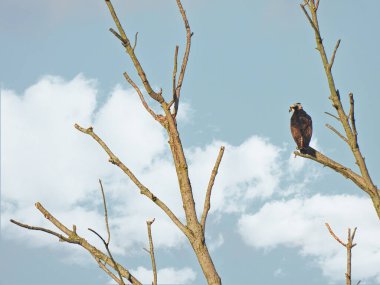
[170,45,179,111]
[174,0,192,116]
[105,0,163,103]
[99,179,111,245]
[92,253,123,285]
[109,28,128,46]
[123,72,159,122]
[105,0,128,42]
[10,219,79,244]
[325,111,340,121]
[74,124,191,238]
[133,32,139,51]
[201,146,225,230]
[89,228,125,285]
[348,93,358,147]
[329,39,341,70]
[146,219,157,285]
[300,4,319,35]
[351,227,357,242]
[315,0,320,10]
[325,223,346,247]
[325,123,349,145]
[14,202,140,284]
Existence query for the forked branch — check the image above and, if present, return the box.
[299,1,380,219]
[105,0,164,103]
[173,0,192,116]
[74,124,190,237]
[294,147,367,193]
[146,219,157,285]
[88,180,125,285]
[325,223,358,285]
[11,202,141,285]
[89,228,125,285]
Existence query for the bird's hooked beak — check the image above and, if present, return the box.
[289,106,294,113]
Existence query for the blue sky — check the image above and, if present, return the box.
[1,1,380,285]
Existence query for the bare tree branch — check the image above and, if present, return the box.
[105,0,164,103]
[348,93,358,147]
[10,219,79,244]
[146,219,157,285]
[12,202,141,285]
[99,179,111,245]
[74,124,190,237]
[170,45,179,112]
[325,223,358,285]
[315,0,320,10]
[294,147,368,193]
[325,123,349,145]
[123,71,159,122]
[329,39,341,70]
[109,28,126,46]
[300,1,380,219]
[133,32,139,51]
[325,111,340,121]
[300,4,319,35]
[92,253,123,285]
[88,228,125,285]
[325,223,360,285]
[173,0,192,117]
[201,146,225,231]
[325,223,346,247]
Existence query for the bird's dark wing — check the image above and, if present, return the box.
[299,110,313,147]
[290,113,304,149]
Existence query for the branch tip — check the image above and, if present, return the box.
[201,146,225,230]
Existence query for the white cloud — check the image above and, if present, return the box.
[207,233,224,251]
[130,266,196,284]
[238,194,380,283]
[1,75,187,257]
[187,136,283,214]
[1,74,309,262]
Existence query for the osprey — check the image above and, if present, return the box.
[289,103,312,153]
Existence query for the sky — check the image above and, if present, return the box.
[1,0,380,285]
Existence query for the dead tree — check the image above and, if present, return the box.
[10,0,223,284]
[325,223,359,285]
[296,0,380,219]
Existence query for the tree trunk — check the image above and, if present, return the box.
[190,234,222,285]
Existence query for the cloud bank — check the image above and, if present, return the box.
[2,75,378,283]
[1,74,285,254]
[238,194,380,283]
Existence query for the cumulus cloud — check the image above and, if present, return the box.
[187,136,283,214]
[0,75,182,254]
[130,266,196,284]
[238,195,380,283]
[208,233,224,251]
[1,74,307,260]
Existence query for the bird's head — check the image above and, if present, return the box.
[289,102,303,112]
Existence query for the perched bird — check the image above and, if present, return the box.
[289,103,313,153]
